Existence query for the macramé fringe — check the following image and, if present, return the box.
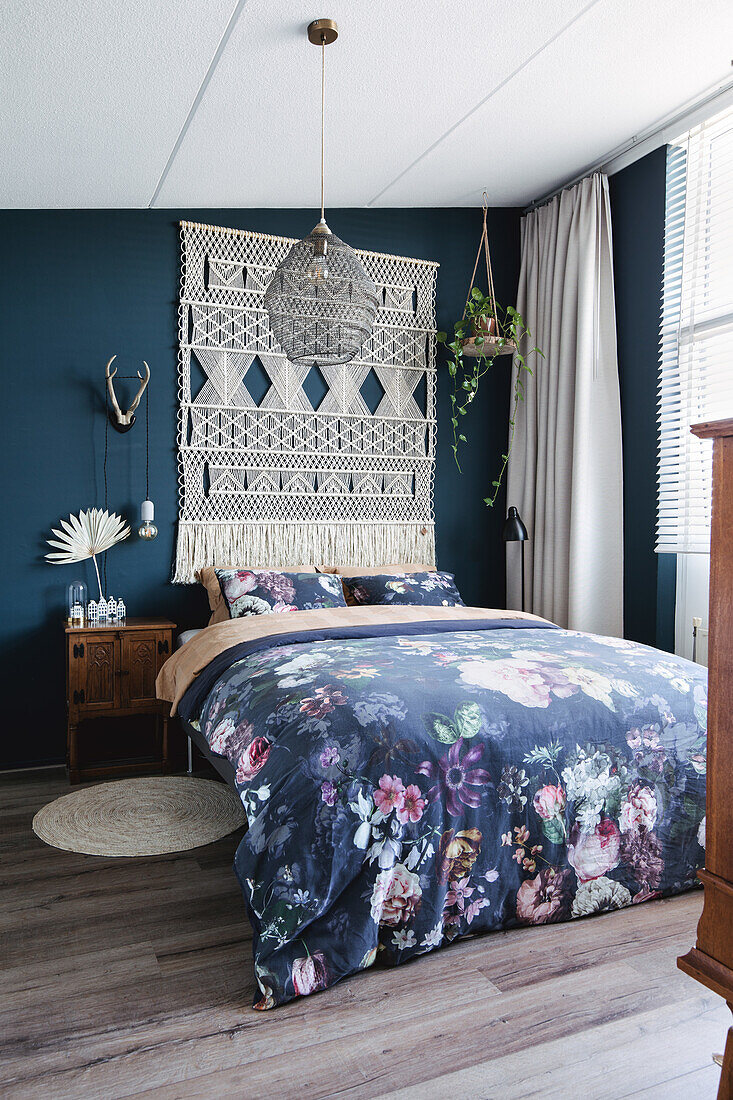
[172,523,436,584]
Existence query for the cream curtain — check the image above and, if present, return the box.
[505,174,623,635]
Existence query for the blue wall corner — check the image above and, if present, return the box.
[609,147,676,651]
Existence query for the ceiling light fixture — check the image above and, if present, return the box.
[263,19,379,366]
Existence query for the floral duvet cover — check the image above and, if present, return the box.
[180,616,707,1009]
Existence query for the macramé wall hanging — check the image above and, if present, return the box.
[173,220,439,582]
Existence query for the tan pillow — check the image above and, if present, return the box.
[318,563,435,577]
[197,565,316,626]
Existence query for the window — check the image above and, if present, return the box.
[657,104,733,555]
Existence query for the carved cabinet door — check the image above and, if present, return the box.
[69,636,119,711]
[120,632,159,708]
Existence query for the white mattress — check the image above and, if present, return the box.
[176,628,204,649]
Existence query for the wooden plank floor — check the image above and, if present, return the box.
[0,767,726,1100]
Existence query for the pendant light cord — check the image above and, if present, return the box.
[101,372,149,594]
[145,378,150,500]
[103,388,109,595]
[320,36,326,221]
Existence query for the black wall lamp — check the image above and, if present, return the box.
[503,506,529,613]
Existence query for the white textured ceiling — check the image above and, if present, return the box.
[2,0,732,208]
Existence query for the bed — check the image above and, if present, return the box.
[157,603,707,1010]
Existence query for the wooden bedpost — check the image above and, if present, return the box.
[677,416,733,1100]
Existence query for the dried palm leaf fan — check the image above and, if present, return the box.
[460,195,516,358]
[46,508,130,599]
[263,19,379,366]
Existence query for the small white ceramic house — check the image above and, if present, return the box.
[87,599,98,624]
[97,597,109,622]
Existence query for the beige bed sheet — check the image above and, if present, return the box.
[156,604,550,715]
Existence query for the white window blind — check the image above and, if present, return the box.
[657,104,733,554]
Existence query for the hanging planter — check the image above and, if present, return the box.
[459,211,517,359]
[461,322,516,359]
[438,196,542,508]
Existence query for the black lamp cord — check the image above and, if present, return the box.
[102,375,150,595]
[145,375,150,501]
[103,386,108,596]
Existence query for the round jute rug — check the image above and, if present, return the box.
[32,777,246,857]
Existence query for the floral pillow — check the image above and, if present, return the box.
[341,571,465,608]
[215,570,347,619]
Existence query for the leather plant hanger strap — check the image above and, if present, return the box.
[462,193,498,324]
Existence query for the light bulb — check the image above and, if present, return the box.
[138,499,158,541]
[138,521,158,540]
[306,255,329,283]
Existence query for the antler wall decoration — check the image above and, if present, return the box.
[105,355,150,432]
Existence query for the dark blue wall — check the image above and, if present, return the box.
[610,148,676,651]
[0,207,520,768]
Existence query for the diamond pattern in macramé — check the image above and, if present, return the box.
[174,221,438,582]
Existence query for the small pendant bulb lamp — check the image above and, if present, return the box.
[138,375,158,541]
[263,19,379,366]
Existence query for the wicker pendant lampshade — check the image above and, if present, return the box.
[264,222,378,366]
[264,19,378,366]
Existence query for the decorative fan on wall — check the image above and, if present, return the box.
[264,19,379,366]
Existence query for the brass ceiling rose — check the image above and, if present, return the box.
[307,18,338,45]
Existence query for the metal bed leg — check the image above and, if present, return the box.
[187,736,193,775]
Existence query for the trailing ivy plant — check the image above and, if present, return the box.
[438,288,543,508]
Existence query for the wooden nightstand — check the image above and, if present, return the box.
[65,617,176,784]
